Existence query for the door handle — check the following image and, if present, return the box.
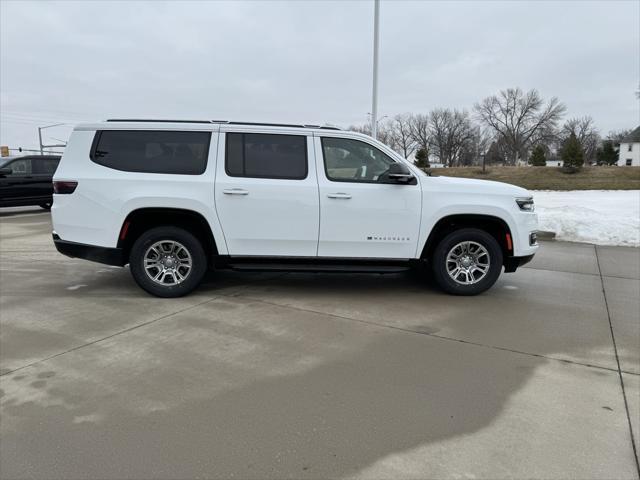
[327,193,352,199]
[223,188,249,195]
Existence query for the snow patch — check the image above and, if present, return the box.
[533,190,640,247]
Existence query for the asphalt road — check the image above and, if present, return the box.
[1,207,639,479]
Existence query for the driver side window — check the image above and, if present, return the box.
[321,137,395,183]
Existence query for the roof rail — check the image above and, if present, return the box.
[106,119,212,124]
[104,119,342,130]
[225,121,340,130]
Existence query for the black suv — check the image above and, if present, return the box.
[0,155,61,209]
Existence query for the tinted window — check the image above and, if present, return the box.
[7,158,32,175]
[33,158,60,175]
[225,133,307,179]
[321,137,394,183]
[91,130,211,175]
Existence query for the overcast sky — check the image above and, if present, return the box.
[1,0,638,151]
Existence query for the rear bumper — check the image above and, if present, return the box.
[503,254,534,273]
[53,233,125,266]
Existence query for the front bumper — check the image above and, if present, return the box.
[503,254,535,273]
[53,233,125,266]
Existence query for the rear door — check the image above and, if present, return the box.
[214,129,319,256]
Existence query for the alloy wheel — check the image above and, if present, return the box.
[445,241,491,285]
[143,240,193,286]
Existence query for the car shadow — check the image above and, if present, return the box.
[1,330,552,479]
[0,267,618,478]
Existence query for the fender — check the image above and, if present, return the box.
[116,201,228,256]
[417,204,518,258]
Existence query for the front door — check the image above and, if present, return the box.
[315,135,422,258]
[215,130,320,256]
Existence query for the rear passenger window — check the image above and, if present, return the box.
[33,158,60,175]
[225,133,307,179]
[91,130,211,175]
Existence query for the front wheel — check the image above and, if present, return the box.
[129,226,207,298]
[431,228,503,295]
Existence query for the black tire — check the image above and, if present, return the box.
[431,228,503,295]
[129,226,207,298]
[40,202,52,210]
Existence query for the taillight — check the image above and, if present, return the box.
[53,181,78,194]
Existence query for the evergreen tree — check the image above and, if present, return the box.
[414,147,430,169]
[596,140,618,166]
[561,132,584,169]
[530,145,547,166]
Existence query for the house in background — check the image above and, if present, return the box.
[545,159,563,167]
[617,126,640,166]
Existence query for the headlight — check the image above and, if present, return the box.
[516,197,535,212]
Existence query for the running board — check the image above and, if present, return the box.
[227,264,410,273]
[212,255,418,274]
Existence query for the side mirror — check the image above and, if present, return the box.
[0,167,12,177]
[387,163,415,184]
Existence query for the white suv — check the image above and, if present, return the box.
[52,119,538,297]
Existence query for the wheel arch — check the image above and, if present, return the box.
[420,214,513,262]
[117,207,219,264]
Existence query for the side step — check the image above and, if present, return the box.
[227,264,410,273]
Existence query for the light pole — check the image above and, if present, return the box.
[38,123,66,155]
[371,0,380,139]
[367,113,387,134]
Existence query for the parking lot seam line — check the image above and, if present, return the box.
[0,273,289,377]
[0,296,221,377]
[216,292,622,375]
[595,246,640,474]
[521,265,601,277]
[521,265,639,280]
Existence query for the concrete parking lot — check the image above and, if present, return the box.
[0,207,638,479]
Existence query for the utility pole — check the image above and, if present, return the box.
[38,123,66,154]
[38,127,44,155]
[371,0,380,139]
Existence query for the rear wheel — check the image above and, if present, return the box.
[129,226,207,298]
[431,228,503,295]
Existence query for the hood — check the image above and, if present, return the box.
[427,174,531,197]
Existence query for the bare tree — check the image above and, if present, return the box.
[429,108,474,166]
[560,116,600,164]
[408,113,431,158]
[485,139,507,166]
[348,124,371,135]
[376,120,397,150]
[459,126,492,166]
[348,122,396,150]
[474,87,566,165]
[387,114,416,158]
[607,129,633,150]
